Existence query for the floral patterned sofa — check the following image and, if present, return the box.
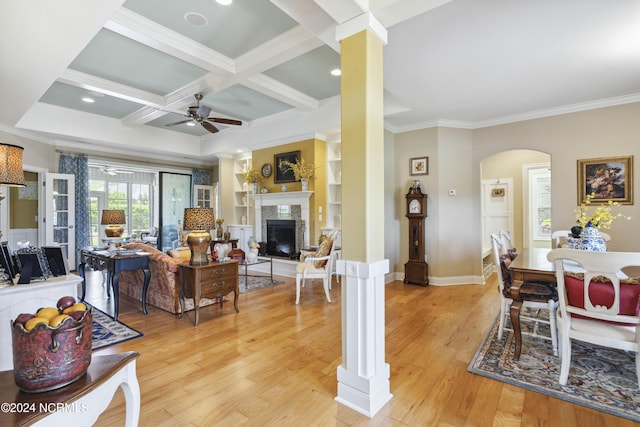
[119,242,222,314]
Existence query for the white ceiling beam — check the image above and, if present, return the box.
[244,74,319,111]
[235,26,324,77]
[58,69,164,107]
[106,8,236,75]
[271,0,340,51]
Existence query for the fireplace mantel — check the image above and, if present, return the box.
[251,191,313,246]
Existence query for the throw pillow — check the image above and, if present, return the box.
[314,238,333,268]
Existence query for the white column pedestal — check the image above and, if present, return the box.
[335,258,392,417]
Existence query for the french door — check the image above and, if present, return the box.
[45,173,75,271]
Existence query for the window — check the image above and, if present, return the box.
[89,166,156,245]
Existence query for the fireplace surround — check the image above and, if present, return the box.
[251,191,313,253]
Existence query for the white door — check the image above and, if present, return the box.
[45,173,75,271]
[481,178,514,256]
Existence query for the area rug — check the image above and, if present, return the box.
[90,305,143,351]
[468,314,640,422]
[239,276,284,294]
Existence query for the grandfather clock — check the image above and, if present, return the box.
[404,184,429,286]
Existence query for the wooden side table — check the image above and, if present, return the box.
[179,260,239,326]
[0,351,140,427]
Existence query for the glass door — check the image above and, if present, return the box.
[45,173,75,271]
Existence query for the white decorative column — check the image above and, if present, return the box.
[335,258,390,416]
[333,11,391,418]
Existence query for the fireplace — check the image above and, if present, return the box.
[266,220,296,258]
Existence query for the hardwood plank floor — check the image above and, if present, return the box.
[81,270,636,426]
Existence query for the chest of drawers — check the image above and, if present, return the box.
[179,260,239,326]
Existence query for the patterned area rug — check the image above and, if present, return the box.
[239,276,284,293]
[468,314,640,422]
[90,305,143,351]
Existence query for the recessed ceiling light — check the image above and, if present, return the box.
[82,97,95,103]
[216,0,233,5]
[186,122,196,127]
[330,68,341,76]
[184,12,208,26]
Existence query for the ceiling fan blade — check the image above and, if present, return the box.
[166,120,192,127]
[201,121,219,134]
[207,117,242,126]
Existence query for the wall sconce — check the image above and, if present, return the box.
[101,209,126,237]
[0,143,26,187]
[183,207,215,265]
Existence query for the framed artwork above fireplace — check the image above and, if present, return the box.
[274,150,300,183]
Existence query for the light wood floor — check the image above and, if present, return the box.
[82,270,636,427]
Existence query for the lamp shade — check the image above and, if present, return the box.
[101,209,125,225]
[183,208,215,231]
[0,143,25,187]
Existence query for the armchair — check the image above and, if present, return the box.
[547,248,640,388]
[295,238,335,304]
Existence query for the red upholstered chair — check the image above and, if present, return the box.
[547,248,640,388]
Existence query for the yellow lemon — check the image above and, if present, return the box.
[62,303,87,314]
[49,314,71,328]
[36,307,60,320]
[24,317,49,331]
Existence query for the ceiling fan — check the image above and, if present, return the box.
[99,166,133,176]
[165,94,242,134]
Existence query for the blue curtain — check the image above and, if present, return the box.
[192,168,211,186]
[59,154,91,254]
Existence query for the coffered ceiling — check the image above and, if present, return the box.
[2,0,639,163]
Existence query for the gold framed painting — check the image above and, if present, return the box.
[577,155,633,205]
[409,157,428,176]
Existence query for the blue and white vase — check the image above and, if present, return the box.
[578,226,606,252]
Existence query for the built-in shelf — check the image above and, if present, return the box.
[326,133,341,234]
[234,156,252,226]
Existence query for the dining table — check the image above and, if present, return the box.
[507,247,556,360]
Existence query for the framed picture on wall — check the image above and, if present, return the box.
[274,150,300,183]
[410,157,428,176]
[577,155,633,205]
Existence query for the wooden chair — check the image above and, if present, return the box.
[547,248,640,387]
[490,233,559,356]
[295,241,336,304]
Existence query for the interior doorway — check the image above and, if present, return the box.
[480,149,551,252]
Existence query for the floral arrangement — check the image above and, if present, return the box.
[574,193,631,229]
[249,242,260,249]
[215,218,224,224]
[278,158,315,180]
[242,168,262,184]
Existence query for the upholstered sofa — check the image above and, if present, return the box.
[118,242,222,314]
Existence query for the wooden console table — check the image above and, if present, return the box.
[179,260,239,326]
[78,249,151,321]
[0,351,140,427]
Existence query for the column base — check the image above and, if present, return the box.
[335,258,391,418]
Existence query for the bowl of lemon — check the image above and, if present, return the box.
[11,296,92,392]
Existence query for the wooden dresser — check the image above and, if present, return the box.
[179,260,239,326]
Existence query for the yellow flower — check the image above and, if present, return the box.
[215,218,224,224]
[249,242,260,249]
[242,168,262,184]
[574,193,630,229]
[278,158,315,180]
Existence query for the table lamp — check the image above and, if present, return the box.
[0,143,26,187]
[183,207,215,265]
[101,209,125,237]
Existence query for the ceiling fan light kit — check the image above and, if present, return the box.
[165,94,242,134]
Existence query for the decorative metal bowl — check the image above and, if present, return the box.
[11,309,92,393]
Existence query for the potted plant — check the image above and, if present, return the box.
[279,158,315,190]
[242,168,262,193]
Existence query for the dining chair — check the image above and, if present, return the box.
[547,248,640,388]
[551,230,572,248]
[295,239,336,304]
[490,233,559,356]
